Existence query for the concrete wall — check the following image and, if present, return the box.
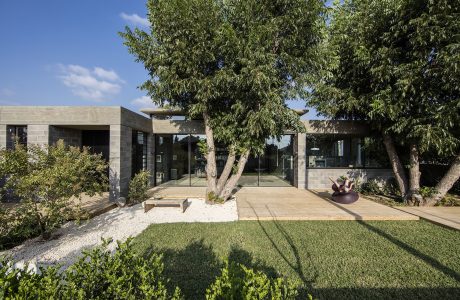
[152,120,205,134]
[305,168,394,189]
[0,125,6,149]
[109,125,132,200]
[49,126,82,147]
[27,125,49,147]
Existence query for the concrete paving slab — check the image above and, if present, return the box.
[396,206,460,230]
[236,187,419,221]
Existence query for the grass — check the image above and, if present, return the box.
[132,220,460,299]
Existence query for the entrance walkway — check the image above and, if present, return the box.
[236,187,419,221]
[396,206,460,230]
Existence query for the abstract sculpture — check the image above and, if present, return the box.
[329,177,359,204]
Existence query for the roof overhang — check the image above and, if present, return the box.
[141,108,309,118]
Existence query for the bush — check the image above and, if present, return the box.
[206,260,300,300]
[0,238,182,300]
[128,170,151,204]
[358,179,382,195]
[0,239,307,299]
[0,140,108,247]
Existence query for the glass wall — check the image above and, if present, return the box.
[154,134,294,187]
[306,134,389,168]
[259,136,294,186]
[131,131,148,177]
[155,134,190,185]
[6,125,27,149]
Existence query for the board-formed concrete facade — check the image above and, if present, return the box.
[0,106,394,199]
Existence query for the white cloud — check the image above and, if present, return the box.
[131,95,155,107]
[120,12,149,27]
[94,67,124,82]
[58,64,123,102]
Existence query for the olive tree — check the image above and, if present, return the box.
[121,0,326,202]
[310,0,460,205]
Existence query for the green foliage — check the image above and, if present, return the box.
[311,0,460,156]
[120,0,326,154]
[197,139,208,156]
[206,260,299,300]
[0,140,108,246]
[207,191,225,204]
[419,186,437,199]
[128,170,151,204]
[358,179,382,195]
[0,238,182,299]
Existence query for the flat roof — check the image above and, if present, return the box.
[140,108,309,118]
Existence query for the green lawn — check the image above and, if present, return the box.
[132,220,460,299]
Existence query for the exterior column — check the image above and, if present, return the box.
[109,125,132,200]
[147,133,155,186]
[27,125,50,147]
[0,125,6,149]
[294,133,306,189]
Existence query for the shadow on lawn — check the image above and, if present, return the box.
[321,197,460,283]
[143,239,278,299]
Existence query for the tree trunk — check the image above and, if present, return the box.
[203,112,217,200]
[425,153,460,206]
[219,150,250,201]
[216,148,236,195]
[406,143,423,205]
[382,132,408,197]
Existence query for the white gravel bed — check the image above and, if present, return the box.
[4,198,238,269]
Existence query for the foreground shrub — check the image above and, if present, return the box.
[0,141,108,248]
[0,238,182,300]
[206,260,300,300]
[128,170,151,204]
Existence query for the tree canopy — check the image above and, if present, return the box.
[310,0,460,205]
[121,0,327,200]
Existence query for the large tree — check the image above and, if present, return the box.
[121,0,326,201]
[311,0,460,205]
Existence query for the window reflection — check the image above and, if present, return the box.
[306,134,388,168]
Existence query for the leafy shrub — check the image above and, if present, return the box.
[128,170,151,204]
[436,194,460,206]
[419,186,437,198]
[358,179,382,195]
[381,177,400,196]
[0,238,182,299]
[206,260,300,300]
[0,140,108,246]
[207,191,225,204]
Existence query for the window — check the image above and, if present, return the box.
[306,134,389,168]
[6,125,27,149]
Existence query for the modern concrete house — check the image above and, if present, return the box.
[0,106,393,200]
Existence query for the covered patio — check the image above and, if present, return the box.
[148,186,418,221]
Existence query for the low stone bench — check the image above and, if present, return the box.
[144,197,188,213]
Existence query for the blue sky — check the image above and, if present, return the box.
[0,0,327,119]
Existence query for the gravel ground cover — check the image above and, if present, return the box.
[4,198,237,269]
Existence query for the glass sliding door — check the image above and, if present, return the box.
[190,134,207,186]
[259,135,294,186]
[154,134,189,186]
[154,134,295,187]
